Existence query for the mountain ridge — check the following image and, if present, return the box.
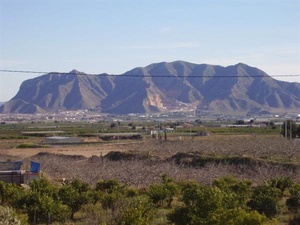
[1,61,299,115]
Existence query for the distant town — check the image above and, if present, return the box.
[1,110,299,125]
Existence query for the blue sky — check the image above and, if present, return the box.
[0,0,299,101]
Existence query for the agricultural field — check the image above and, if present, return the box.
[0,121,300,224]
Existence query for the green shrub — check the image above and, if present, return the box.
[147,174,178,207]
[17,142,39,148]
[0,206,21,225]
[168,182,278,225]
[117,196,156,225]
[286,184,300,213]
[248,185,282,218]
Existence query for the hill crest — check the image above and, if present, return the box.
[1,61,299,115]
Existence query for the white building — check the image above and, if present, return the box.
[44,136,82,144]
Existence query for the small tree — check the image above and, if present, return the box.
[0,181,26,206]
[147,183,167,207]
[24,192,69,224]
[80,203,106,225]
[58,178,91,220]
[267,177,294,197]
[248,185,282,218]
[147,174,178,207]
[96,179,125,195]
[117,196,156,225]
[95,179,127,216]
[213,176,252,208]
[211,208,278,225]
[20,177,69,224]
[286,184,300,214]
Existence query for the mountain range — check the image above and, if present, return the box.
[1,61,300,115]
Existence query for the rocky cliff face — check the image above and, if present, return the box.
[1,61,299,114]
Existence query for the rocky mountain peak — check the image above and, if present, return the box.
[0,61,299,114]
[69,69,84,75]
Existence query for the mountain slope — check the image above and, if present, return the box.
[1,62,299,114]
[1,70,115,113]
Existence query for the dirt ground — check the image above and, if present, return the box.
[0,138,135,158]
[0,135,203,158]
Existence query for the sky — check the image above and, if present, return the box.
[0,0,300,101]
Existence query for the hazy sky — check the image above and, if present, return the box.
[0,0,300,101]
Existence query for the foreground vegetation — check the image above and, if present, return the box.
[1,175,300,225]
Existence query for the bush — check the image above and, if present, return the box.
[286,184,300,213]
[0,206,23,225]
[117,196,156,225]
[147,174,178,207]
[16,142,39,148]
[248,185,282,218]
[267,177,294,196]
[80,203,106,225]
